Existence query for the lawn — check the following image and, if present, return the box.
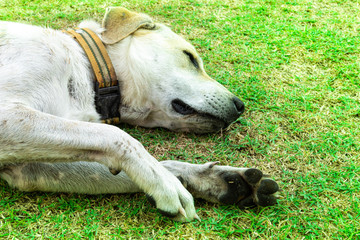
[0,0,359,239]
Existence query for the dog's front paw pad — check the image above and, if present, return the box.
[258,179,279,195]
[254,179,279,207]
[257,193,278,207]
[217,168,279,208]
[244,168,263,184]
[237,195,256,208]
[219,172,252,205]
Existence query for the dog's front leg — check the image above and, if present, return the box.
[161,161,280,208]
[0,104,196,221]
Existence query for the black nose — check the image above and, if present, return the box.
[233,97,245,115]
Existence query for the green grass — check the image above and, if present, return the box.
[1,0,359,239]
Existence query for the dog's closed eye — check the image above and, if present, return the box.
[183,50,199,69]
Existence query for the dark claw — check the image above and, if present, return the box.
[109,167,121,175]
[258,179,279,195]
[244,168,263,184]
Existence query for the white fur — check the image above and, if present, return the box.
[0,12,243,222]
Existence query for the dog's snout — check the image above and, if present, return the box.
[233,97,245,115]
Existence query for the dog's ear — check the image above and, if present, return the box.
[101,7,156,44]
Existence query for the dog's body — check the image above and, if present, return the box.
[0,8,279,221]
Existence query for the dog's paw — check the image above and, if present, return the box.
[145,172,199,222]
[146,193,200,222]
[217,168,279,208]
[161,161,279,209]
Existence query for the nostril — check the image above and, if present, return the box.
[233,97,245,114]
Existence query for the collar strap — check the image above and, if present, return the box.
[64,28,121,124]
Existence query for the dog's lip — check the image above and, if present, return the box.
[197,112,228,128]
[170,119,227,134]
[171,99,197,115]
[171,99,228,129]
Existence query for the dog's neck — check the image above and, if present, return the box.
[64,28,121,124]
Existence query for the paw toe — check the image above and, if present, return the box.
[257,193,277,207]
[244,168,263,184]
[258,179,279,195]
[146,195,182,219]
[237,195,256,209]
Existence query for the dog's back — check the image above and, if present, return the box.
[0,21,98,121]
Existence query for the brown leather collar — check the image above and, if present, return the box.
[64,28,120,124]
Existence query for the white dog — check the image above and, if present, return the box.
[0,7,279,221]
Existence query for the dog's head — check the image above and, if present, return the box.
[87,7,245,133]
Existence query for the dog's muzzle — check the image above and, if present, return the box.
[171,97,245,127]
